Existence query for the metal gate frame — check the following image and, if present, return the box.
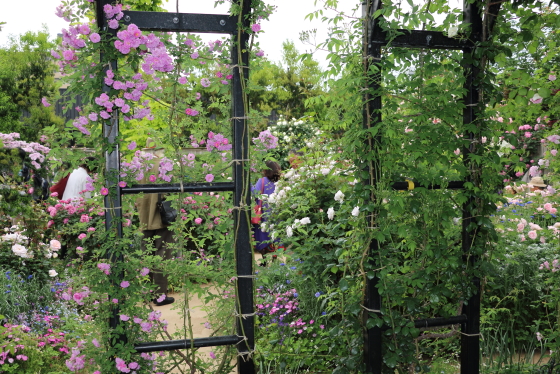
[95,0,255,372]
[362,1,502,373]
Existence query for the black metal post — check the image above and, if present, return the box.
[97,0,125,345]
[363,1,383,373]
[460,2,482,374]
[232,1,254,373]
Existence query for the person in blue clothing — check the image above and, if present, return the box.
[252,161,281,254]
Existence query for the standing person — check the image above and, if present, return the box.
[252,161,281,255]
[136,145,175,307]
[62,157,96,200]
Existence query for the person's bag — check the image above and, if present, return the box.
[251,178,265,225]
[157,194,177,225]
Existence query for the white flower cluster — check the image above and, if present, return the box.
[1,229,61,259]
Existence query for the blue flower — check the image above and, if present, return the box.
[51,288,56,292]
[290,266,296,270]
[512,210,517,213]
[27,275,33,279]
[322,311,326,315]
[293,293,298,297]
[5,290,10,293]
[280,263,285,266]
[286,280,291,284]
[315,292,321,297]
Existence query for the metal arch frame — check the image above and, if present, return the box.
[95,0,255,372]
[362,1,502,373]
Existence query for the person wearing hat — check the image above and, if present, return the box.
[528,176,547,191]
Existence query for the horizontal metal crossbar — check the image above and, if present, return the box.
[391,181,464,191]
[370,29,473,50]
[121,182,235,194]
[121,11,237,34]
[414,315,468,329]
[380,315,468,332]
[134,335,243,353]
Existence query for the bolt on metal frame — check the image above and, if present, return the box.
[95,0,255,372]
[362,1,501,373]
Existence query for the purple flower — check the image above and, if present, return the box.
[201,78,211,88]
[140,267,149,276]
[120,281,130,288]
[251,24,261,32]
[205,174,214,182]
[108,19,119,29]
[127,141,137,150]
[157,294,166,303]
[191,52,199,59]
[89,33,101,43]
[178,76,187,84]
[120,314,130,321]
[256,50,264,57]
[209,351,216,359]
[41,97,51,107]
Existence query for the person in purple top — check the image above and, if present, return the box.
[252,161,281,254]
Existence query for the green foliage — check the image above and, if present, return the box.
[249,41,325,121]
[0,29,62,141]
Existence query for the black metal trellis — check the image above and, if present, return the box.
[96,0,254,372]
[362,1,501,373]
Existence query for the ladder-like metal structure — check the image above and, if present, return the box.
[95,0,255,372]
[362,1,501,373]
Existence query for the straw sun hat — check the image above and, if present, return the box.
[528,176,547,188]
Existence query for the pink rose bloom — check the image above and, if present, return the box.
[73,292,85,304]
[80,214,90,223]
[120,314,130,321]
[551,150,558,156]
[118,181,127,188]
[194,218,203,224]
[41,97,51,107]
[209,351,216,359]
[149,175,156,182]
[528,230,538,240]
[100,187,109,195]
[251,24,261,32]
[123,218,131,227]
[78,233,87,240]
[140,267,149,276]
[205,174,214,183]
[120,281,130,288]
[90,33,101,43]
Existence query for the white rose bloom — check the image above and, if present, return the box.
[50,239,62,251]
[321,168,331,176]
[351,206,360,217]
[327,207,335,220]
[448,25,459,37]
[12,244,29,258]
[260,222,267,231]
[48,269,58,277]
[286,226,293,238]
[300,217,311,225]
[52,252,58,258]
[334,190,345,203]
[268,193,277,204]
[293,219,301,227]
[45,252,52,259]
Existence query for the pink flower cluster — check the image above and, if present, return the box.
[540,259,560,272]
[252,129,278,151]
[206,132,232,152]
[0,132,50,169]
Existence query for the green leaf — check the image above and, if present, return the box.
[339,279,349,292]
